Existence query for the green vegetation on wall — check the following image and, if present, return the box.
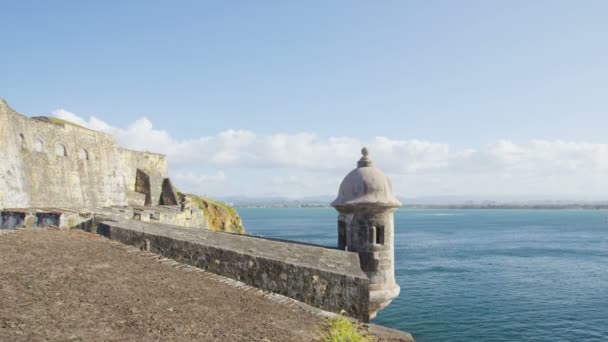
[182,193,245,234]
[35,116,86,129]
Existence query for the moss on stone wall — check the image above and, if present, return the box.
[183,193,245,234]
[34,116,86,129]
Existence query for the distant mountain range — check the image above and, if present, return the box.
[217,195,334,208]
[217,195,608,209]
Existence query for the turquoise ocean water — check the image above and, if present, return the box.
[238,208,608,342]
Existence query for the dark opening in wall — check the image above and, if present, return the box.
[159,178,179,205]
[19,133,25,148]
[1,211,26,229]
[376,226,385,245]
[34,138,44,152]
[36,212,61,227]
[338,220,347,250]
[79,148,89,160]
[135,169,152,206]
[56,144,67,156]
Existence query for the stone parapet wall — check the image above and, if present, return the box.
[0,208,94,230]
[0,205,206,230]
[93,219,371,321]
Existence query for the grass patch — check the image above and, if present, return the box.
[200,196,238,216]
[180,192,237,215]
[45,116,86,129]
[180,192,244,234]
[322,315,371,342]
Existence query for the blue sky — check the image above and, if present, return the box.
[2,1,608,199]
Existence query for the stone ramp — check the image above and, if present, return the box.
[91,218,372,321]
[0,229,321,341]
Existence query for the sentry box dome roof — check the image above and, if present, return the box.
[331,147,401,211]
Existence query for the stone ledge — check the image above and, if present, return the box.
[366,323,415,342]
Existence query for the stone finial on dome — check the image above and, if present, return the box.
[357,147,373,168]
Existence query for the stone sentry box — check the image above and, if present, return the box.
[331,148,401,319]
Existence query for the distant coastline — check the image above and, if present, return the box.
[401,204,608,210]
[222,195,608,210]
[234,203,608,210]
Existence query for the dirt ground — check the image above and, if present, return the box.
[0,229,323,341]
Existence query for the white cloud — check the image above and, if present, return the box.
[52,109,608,200]
[174,171,227,185]
[52,109,89,127]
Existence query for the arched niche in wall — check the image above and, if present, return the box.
[18,133,26,149]
[34,138,44,152]
[55,143,67,157]
[78,148,89,160]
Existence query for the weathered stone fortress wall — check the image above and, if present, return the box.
[0,98,407,330]
[117,147,169,206]
[0,98,169,209]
